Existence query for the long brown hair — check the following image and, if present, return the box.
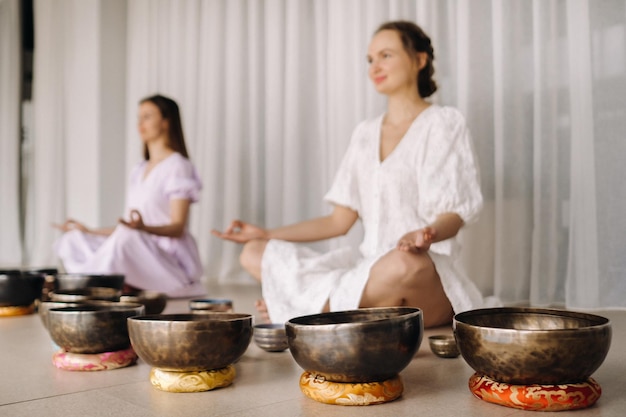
[376,21,437,98]
[140,94,190,160]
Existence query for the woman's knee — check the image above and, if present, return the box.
[373,249,436,287]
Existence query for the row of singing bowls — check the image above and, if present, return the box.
[286,307,423,383]
[47,303,145,354]
[0,270,45,307]
[453,307,612,384]
[128,313,253,372]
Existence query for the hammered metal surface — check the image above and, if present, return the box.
[47,304,145,354]
[128,313,252,372]
[454,307,611,384]
[286,307,423,383]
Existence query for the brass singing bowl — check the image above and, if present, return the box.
[53,273,125,291]
[49,287,121,302]
[0,271,45,307]
[453,307,612,384]
[286,307,423,383]
[128,313,253,372]
[47,303,145,354]
[253,323,289,352]
[39,300,118,330]
[120,290,167,315]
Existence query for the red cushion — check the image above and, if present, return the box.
[469,373,602,411]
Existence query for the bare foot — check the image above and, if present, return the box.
[255,299,271,323]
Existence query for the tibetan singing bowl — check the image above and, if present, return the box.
[53,273,125,291]
[39,300,118,330]
[120,290,167,315]
[0,270,45,307]
[253,323,289,352]
[128,313,253,372]
[454,307,612,384]
[49,287,122,302]
[47,303,145,354]
[286,307,423,383]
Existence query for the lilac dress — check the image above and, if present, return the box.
[55,152,205,298]
[261,106,496,324]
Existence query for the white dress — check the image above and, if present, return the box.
[54,152,206,298]
[262,105,492,324]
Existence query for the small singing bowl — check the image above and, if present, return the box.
[120,290,167,315]
[53,273,125,291]
[428,335,460,358]
[189,298,233,313]
[254,323,289,352]
[286,307,423,383]
[49,287,121,302]
[39,300,117,330]
[454,307,612,384]
[128,313,253,372]
[47,303,145,354]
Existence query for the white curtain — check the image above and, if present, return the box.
[0,0,22,267]
[28,0,626,309]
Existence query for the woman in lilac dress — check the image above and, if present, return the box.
[54,95,205,298]
[213,21,497,327]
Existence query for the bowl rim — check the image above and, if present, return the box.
[54,273,125,278]
[286,306,422,328]
[188,298,233,308]
[47,303,145,314]
[128,313,252,323]
[428,334,456,342]
[453,307,611,332]
[120,290,167,299]
[254,323,285,330]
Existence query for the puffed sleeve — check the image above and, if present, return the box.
[164,156,202,203]
[417,107,483,225]
[323,121,368,213]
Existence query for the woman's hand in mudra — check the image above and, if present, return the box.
[397,227,436,254]
[211,220,268,244]
[119,209,145,230]
[52,219,89,233]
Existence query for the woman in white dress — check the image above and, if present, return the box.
[213,21,490,327]
[54,95,205,298]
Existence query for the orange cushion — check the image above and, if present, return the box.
[0,304,35,317]
[469,373,602,411]
[52,347,137,371]
[149,365,236,393]
[299,371,403,406]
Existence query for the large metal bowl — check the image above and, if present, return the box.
[128,313,253,372]
[0,271,45,307]
[285,307,423,383]
[47,303,145,354]
[453,307,612,384]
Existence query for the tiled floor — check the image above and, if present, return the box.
[1,283,625,417]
